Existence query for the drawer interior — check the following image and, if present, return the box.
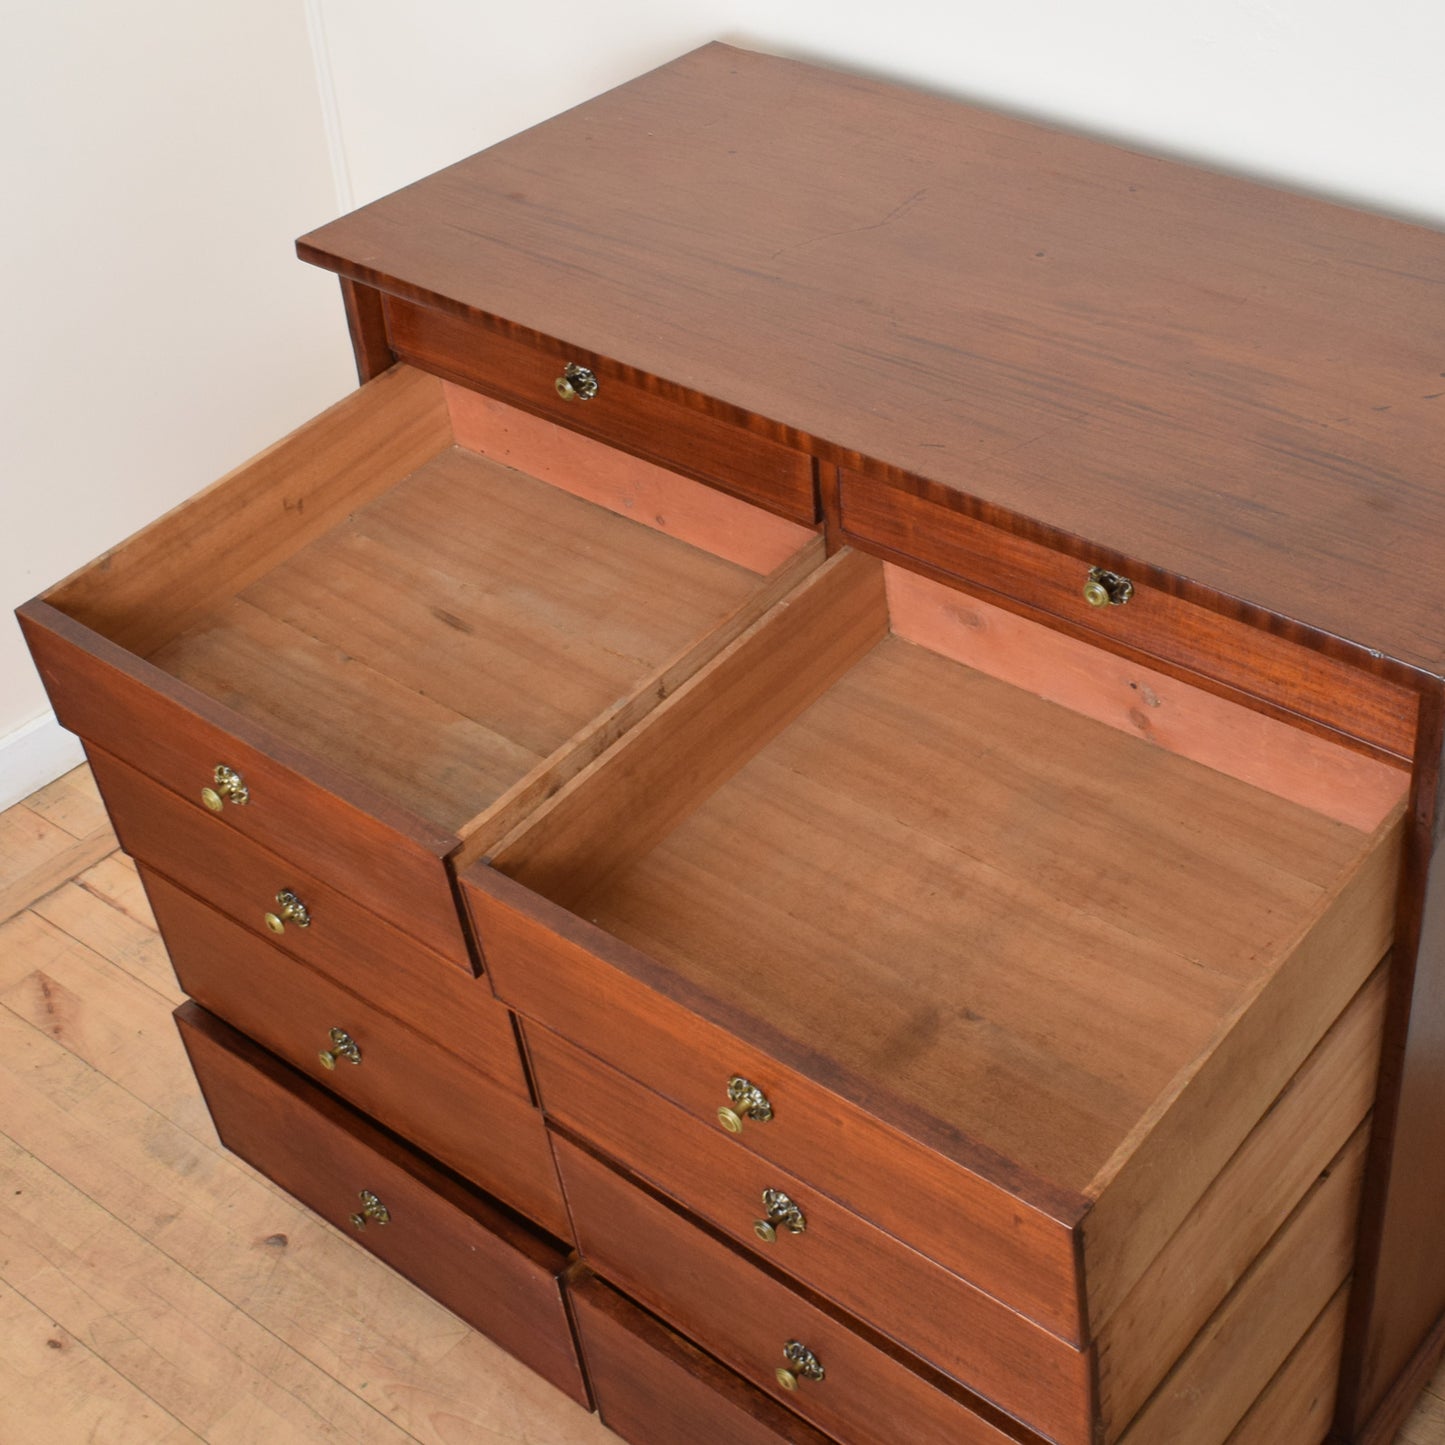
[43,364,817,847]
[487,547,1407,1315]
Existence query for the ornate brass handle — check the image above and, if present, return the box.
[775,1340,825,1392]
[717,1075,773,1134]
[348,1189,390,1230]
[264,889,311,934]
[1083,566,1134,608]
[554,361,598,401]
[318,1027,361,1071]
[753,1187,807,1244]
[201,764,249,812]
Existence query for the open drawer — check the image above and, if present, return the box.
[463,548,1407,1370]
[18,364,820,969]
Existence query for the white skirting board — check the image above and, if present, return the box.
[0,711,85,812]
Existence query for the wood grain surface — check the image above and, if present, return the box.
[0,766,620,1444]
[153,444,765,835]
[1227,1286,1349,1444]
[6,766,1444,1441]
[883,563,1410,832]
[176,1003,588,1405]
[553,1134,1031,1445]
[569,1271,836,1445]
[45,365,453,659]
[340,278,395,383]
[387,296,818,523]
[1095,969,1386,1434]
[474,571,1404,1350]
[470,859,1087,1344]
[496,579,1398,1174]
[18,601,470,966]
[298,43,1445,676]
[84,747,478,1006]
[528,1023,1091,1444]
[844,475,1421,761]
[143,870,566,1234]
[134,862,525,1092]
[1117,1126,1368,1443]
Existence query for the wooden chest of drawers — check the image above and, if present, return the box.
[18,40,1445,1445]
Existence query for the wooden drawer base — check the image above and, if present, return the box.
[175,1002,588,1406]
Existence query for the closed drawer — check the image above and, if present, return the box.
[569,1269,837,1445]
[555,1135,1032,1445]
[383,298,818,524]
[529,1023,1089,1444]
[174,1001,588,1405]
[146,868,565,1235]
[837,469,1418,760]
[466,548,1405,1350]
[84,746,524,1075]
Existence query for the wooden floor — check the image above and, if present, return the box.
[0,764,1442,1444]
[0,765,616,1444]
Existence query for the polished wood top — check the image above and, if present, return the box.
[299,43,1445,677]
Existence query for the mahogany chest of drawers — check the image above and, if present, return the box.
[19,42,1445,1445]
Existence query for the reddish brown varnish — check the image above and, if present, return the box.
[174,1003,587,1405]
[18,39,1445,1445]
[568,1270,837,1445]
[146,869,566,1234]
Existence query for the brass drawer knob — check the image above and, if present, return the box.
[1083,566,1134,608]
[318,1027,361,1070]
[554,361,599,401]
[201,764,249,812]
[717,1075,773,1134]
[348,1189,390,1230]
[264,889,311,934]
[775,1340,825,1392]
[754,1187,807,1243]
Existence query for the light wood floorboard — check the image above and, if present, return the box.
[0,765,617,1444]
[0,764,1441,1442]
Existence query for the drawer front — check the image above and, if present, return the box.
[175,1001,587,1405]
[384,297,818,524]
[87,746,501,1065]
[146,869,565,1235]
[569,1270,838,1445]
[530,1024,1090,1444]
[466,865,1084,1345]
[20,602,469,968]
[837,471,1418,760]
[554,1136,1029,1445]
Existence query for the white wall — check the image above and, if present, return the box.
[0,3,356,808]
[4,0,1442,806]
[315,1,1445,224]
